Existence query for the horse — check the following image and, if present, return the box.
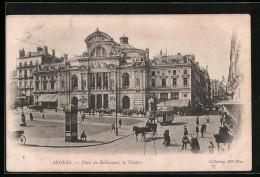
[133,126,148,141]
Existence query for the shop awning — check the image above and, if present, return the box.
[157,99,190,108]
[38,94,57,102]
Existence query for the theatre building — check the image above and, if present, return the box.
[33,29,149,111]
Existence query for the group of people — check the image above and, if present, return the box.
[111,119,122,133]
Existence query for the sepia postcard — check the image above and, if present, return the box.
[5,15,251,172]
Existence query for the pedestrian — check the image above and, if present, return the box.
[42,110,45,119]
[203,122,207,133]
[119,119,122,128]
[181,135,190,150]
[29,111,33,121]
[196,125,199,137]
[163,130,171,146]
[111,122,115,133]
[190,135,200,153]
[184,125,188,136]
[80,112,85,124]
[196,116,199,125]
[92,109,95,116]
[80,131,87,141]
[201,125,204,137]
[208,141,214,154]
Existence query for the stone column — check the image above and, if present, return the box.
[95,94,98,109]
[102,94,104,108]
[168,92,171,100]
[101,73,104,90]
[108,73,110,90]
[78,73,82,90]
[57,74,60,91]
[95,73,97,90]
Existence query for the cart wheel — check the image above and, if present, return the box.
[17,135,26,144]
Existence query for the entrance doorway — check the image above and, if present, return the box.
[71,96,78,108]
[97,94,102,109]
[122,96,130,110]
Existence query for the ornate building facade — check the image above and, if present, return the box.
[13,29,211,113]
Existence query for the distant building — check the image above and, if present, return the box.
[211,76,227,102]
[227,32,243,101]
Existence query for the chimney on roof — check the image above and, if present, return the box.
[120,34,129,44]
[206,65,208,71]
[222,76,225,82]
[146,48,149,60]
[19,48,25,57]
[52,49,55,58]
[44,46,48,56]
[63,54,68,62]
[160,49,163,57]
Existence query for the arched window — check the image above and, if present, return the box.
[72,75,78,89]
[91,46,107,57]
[123,73,130,87]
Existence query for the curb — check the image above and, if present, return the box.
[22,133,135,148]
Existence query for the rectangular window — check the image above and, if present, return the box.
[104,73,108,87]
[19,70,22,77]
[152,79,155,86]
[36,76,39,80]
[184,70,187,74]
[173,78,177,86]
[184,78,188,86]
[19,82,22,87]
[162,78,166,87]
[51,82,55,90]
[151,71,155,76]
[171,92,179,99]
[24,81,27,87]
[91,74,95,88]
[30,61,33,66]
[19,63,22,67]
[160,93,168,100]
[24,62,27,66]
[30,81,33,88]
[43,83,47,90]
[173,70,176,75]
[24,70,27,77]
[36,82,39,90]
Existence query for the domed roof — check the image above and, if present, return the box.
[84,28,113,43]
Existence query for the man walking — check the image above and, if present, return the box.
[181,135,190,150]
[196,116,199,125]
[201,124,205,137]
[29,111,33,121]
[196,125,199,137]
[119,119,122,128]
[184,125,188,136]
[111,122,115,133]
[80,112,85,124]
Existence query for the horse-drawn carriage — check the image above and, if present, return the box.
[156,108,174,125]
[11,130,26,144]
[214,126,234,152]
[133,123,157,141]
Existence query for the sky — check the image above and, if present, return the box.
[6,15,250,81]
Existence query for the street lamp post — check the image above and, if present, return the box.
[115,67,118,135]
[19,93,27,126]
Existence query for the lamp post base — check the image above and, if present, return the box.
[115,127,118,135]
[20,123,27,126]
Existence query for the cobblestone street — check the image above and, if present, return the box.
[8,109,227,155]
